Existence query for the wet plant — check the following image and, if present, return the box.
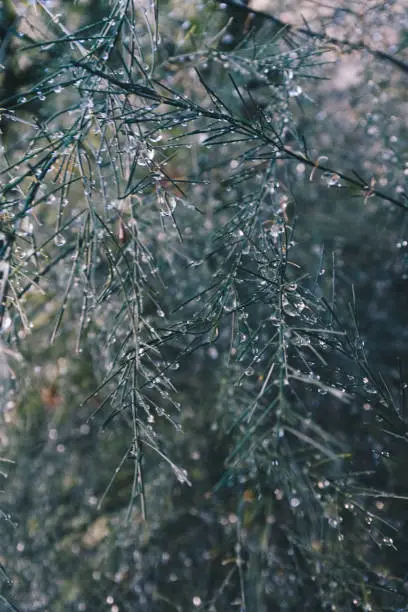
[1,1,408,610]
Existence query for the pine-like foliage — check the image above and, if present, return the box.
[1,1,408,610]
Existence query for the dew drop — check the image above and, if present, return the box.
[54,233,66,247]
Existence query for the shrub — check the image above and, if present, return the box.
[1,1,408,610]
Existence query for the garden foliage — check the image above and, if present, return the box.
[0,1,408,610]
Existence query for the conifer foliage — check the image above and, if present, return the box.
[1,1,408,610]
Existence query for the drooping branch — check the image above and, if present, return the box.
[216,0,408,75]
[74,61,408,212]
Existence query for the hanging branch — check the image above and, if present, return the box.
[216,0,408,75]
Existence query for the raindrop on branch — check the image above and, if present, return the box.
[54,233,67,247]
